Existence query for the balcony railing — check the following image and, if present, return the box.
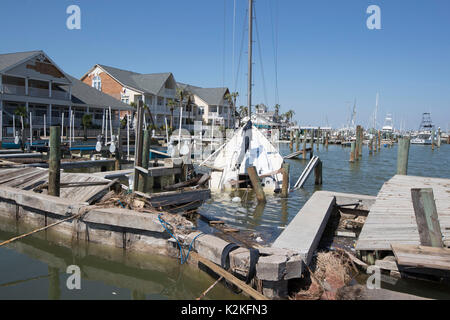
[1,84,70,100]
[51,90,70,100]
[2,84,26,95]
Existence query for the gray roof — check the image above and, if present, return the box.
[68,75,133,110]
[0,50,42,73]
[98,64,173,95]
[177,82,229,106]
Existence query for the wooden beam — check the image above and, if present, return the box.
[391,244,450,271]
[190,251,268,300]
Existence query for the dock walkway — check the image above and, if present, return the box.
[356,175,450,252]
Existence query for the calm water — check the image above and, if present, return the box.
[0,143,449,299]
[198,143,450,243]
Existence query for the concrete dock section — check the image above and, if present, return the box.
[272,191,336,266]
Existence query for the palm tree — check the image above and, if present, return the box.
[284,110,295,123]
[274,104,280,122]
[166,98,176,130]
[82,114,92,141]
[238,105,248,127]
[225,91,239,129]
[176,87,187,130]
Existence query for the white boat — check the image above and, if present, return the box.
[382,114,394,133]
[411,113,434,145]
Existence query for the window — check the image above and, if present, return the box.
[92,76,102,91]
[121,97,129,104]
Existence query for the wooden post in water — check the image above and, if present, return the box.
[355,126,360,161]
[138,129,151,192]
[325,132,329,148]
[133,100,145,191]
[295,130,299,151]
[289,130,293,151]
[349,141,356,163]
[431,128,435,150]
[114,126,122,171]
[281,163,290,198]
[316,127,320,151]
[396,137,410,175]
[411,188,444,248]
[374,133,378,153]
[358,127,363,159]
[369,137,373,155]
[314,159,322,185]
[247,166,266,203]
[310,129,314,153]
[302,130,307,159]
[437,127,441,148]
[48,126,61,197]
[378,130,381,151]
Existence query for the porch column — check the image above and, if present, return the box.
[48,104,52,126]
[0,99,3,141]
[49,80,52,98]
[25,77,29,95]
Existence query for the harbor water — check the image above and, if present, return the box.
[0,143,449,299]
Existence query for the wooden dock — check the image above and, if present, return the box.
[0,167,111,203]
[356,175,450,252]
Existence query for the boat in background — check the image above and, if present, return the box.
[411,113,434,145]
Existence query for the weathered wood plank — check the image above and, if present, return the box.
[391,244,450,271]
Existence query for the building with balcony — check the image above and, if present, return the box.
[177,83,233,129]
[0,50,132,139]
[81,64,202,130]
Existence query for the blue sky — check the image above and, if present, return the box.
[1,0,449,130]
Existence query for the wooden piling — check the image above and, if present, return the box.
[281,163,290,198]
[302,131,307,159]
[397,137,410,175]
[133,101,145,191]
[355,126,360,161]
[316,127,320,151]
[247,166,266,203]
[431,128,435,150]
[114,126,122,171]
[358,127,363,159]
[378,131,381,151]
[349,141,356,163]
[369,137,373,155]
[411,188,444,248]
[289,130,294,151]
[138,129,151,193]
[314,159,322,185]
[295,130,300,151]
[48,126,61,197]
[437,128,441,148]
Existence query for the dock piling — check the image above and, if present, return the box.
[411,188,444,248]
[349,141,356,162]
[247,166,266,203]
[138,129,151,193]
[48,126,61,197]
[314,159,322,185]
[281,163,290,198]
[397,137,410,175]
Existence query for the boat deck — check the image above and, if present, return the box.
[356,175,450,252]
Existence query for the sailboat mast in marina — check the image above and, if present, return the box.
[206,0,285,192]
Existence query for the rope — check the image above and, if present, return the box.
[157,213,204,265]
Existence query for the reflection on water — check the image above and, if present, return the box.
[0,217,245,300]
[198,144,450,243]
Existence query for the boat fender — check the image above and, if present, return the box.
[221,243,240,270]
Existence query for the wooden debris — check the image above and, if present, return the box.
[391,244,450,272]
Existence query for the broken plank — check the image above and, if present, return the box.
[391,244,450,271]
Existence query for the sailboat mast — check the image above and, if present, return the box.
[247,0,253,117]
